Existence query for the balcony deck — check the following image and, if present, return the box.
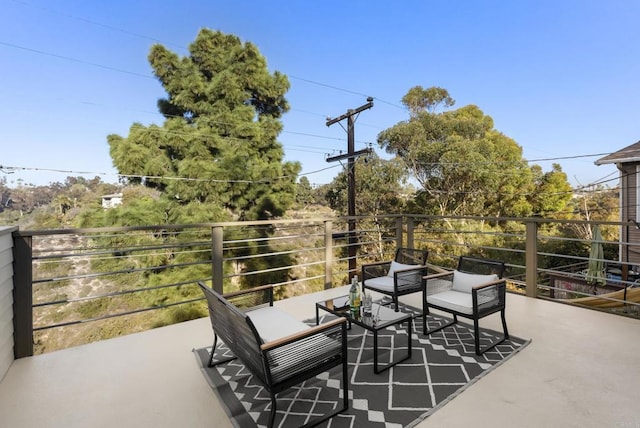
[1,287,639,428]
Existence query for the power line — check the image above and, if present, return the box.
[2,3,624,194]
[0,148,622,192]
[413,152,611,168]
[4,7,612,164]
[6,1,405,117]
[0,163,342,184]
[10,0,186,51]
[0,41,155,80]
[0,38,389,140]
[527,153,611,163]
[1,159,620,197]
[288,75,403,110]
[8,90,611,167]
[10,93,375,150]
[0,38,377,148]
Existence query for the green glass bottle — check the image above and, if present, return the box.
[349,275,360,316]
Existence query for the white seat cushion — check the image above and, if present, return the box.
[247,306,309,342]
[364,275,396,292]
[426,290,474,315]
[452,270,498,294]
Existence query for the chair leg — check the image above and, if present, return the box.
[474,310,509,356]
[501,308,510,339]
[268,393,277,428]
[298,361,349,427]
[207,339,216,367]
[423,310,458,336]
[208,333,237,367]
[376,296,394,309]
[474,319,482,356]
[263,353,350,427]
[342,355,349,411]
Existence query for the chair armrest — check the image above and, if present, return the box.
[393,265,425,290]
[223,284,274,299]
[423,271,453,281]
[472,279,507,314]
[363,260,392,268]
[472,278,506,291]
[424,271,454,295]
[260,317,347,385]
[425,263,450,274]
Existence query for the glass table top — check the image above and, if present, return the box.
[316,295,412,330]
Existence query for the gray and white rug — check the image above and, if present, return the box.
[193,305,530,428]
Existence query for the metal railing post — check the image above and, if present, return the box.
[525,220,538,298]
[12,233,33,358]
[325,221,333,290]
[405,216,414,249]
[396,217,404,249]
[212,226,224,294]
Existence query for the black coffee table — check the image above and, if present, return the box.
[315,295,412,374]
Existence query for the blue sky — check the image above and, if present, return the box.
[1,0,638,188]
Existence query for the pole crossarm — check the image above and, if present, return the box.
[325,148,372,163]
[325,97,374,126]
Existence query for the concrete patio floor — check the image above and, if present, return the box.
[1,287,639,428]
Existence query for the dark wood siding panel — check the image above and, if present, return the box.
[621,164,640,266]
[623,164,637,222]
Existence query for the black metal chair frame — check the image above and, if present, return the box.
[422,256,509,355]
[361,248,429,312]
[361,247,429,311]
[198,282,349,428]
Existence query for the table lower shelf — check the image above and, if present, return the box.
[315,296,413,373]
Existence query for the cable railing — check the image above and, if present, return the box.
[8,214,640,357]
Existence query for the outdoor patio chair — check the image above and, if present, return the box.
[422,256,508,355]
[362,247,429,311]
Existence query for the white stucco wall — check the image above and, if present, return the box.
[0,227,16,382]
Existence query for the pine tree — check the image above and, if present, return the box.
[108,29,300,222]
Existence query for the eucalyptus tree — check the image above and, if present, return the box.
[108,29,300,223]
[529,163,574,218]
[378,86,574,265]
[326,154,407,216]
[378,86,572,219]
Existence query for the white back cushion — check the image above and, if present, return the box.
[452,270,498,294]
[387,261,417,277]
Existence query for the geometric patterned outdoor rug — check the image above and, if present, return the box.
[193,303,530,428]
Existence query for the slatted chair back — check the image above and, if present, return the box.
[457,256,506,278]
[199,283,268,385]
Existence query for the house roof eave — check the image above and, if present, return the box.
[595,156,640,166]
[595,140,640,166]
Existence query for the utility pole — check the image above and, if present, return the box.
[326,97,374,281]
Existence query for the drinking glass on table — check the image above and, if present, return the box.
[362,292,373,317]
